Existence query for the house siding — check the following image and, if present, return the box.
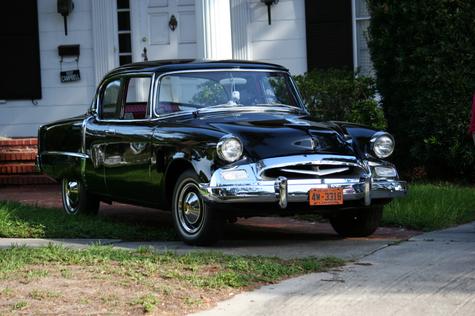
[0,0,308,137]
[247,0,307,74]
[0,0,95,137]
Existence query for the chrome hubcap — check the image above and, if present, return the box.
[183,192,201,224]
[64,179,80,211]
[177,182,203,234]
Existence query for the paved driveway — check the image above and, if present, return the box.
[0,184,417,259]
[194,221,475,316]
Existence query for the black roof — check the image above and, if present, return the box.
[106,59,289,77]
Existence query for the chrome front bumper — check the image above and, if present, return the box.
[200,154,407,208]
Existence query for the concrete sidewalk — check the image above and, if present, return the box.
[194,221,475,316]
[0,236,397,260]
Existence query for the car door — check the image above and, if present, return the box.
[85,74,156,204]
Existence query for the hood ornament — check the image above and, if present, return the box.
[311,137,320,151]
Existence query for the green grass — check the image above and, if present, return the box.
[131,294,161,313]
[382,183,475,231]
[0,245,344,288]
[0,201,175,240]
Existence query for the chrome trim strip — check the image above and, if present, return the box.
[81,116,92,154]
[280,167,350,176]
[40,151,89,159]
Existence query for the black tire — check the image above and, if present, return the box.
[172,170,222,245]
[61,178,100,215]
[329,206,383,237]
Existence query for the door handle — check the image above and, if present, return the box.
[105,128,116,135]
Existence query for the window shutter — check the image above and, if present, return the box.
[0,0,42,100]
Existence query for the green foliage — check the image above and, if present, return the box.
[382,183,475,231]
[294,69,387,130]
[191,81,228,106]
[367,0,475,180]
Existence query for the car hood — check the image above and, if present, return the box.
[179,108,357,160]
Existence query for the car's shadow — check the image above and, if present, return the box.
[98,204,340,242]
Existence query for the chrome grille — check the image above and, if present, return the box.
[261,164,363,180]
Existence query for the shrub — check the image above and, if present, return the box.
[367,0,475,180]
[293,69,387,130]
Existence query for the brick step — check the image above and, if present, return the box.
[0,163,37,174]
[0,151,37,162]
[0,138,37,147]
[0,174,55,185]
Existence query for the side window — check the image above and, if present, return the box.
[101,79,122,119]
[123,77,151,119]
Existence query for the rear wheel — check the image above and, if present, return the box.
[172,170,222,245]
[329,206,383,237]
[61,178,100,215]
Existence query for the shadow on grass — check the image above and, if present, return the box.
[0,201,176,241]
[0,200,340,243]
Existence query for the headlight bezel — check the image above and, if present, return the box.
[370,132,395,159]
[216,135,243,162]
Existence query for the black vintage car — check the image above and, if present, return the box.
[37,60,407,245]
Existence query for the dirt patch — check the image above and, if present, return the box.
[0,247,343,315]
[0,264,237,315]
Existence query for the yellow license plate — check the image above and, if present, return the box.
[309,188,343,206]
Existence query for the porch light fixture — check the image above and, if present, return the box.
[261,0,279,25]
[57,0,74,35]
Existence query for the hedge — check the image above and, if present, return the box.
[367,0,475,181]
[294,69,387,130]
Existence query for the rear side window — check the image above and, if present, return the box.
[99,76,152,120]
[123,77,151,119]
[101,79,122,119]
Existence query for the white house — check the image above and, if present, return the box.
[0,0,372,137]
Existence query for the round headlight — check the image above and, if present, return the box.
[371,133,395,158]
[217,136,243,162]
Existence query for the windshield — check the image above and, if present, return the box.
[155,71,301,115]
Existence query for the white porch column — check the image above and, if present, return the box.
[196,0,233,60]
[91,0,117,84]
[230,0,250,60]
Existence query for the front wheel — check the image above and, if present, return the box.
[172,170,222,245]
[329,206,383,237]
[61,178,100,215]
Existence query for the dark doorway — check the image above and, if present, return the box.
[305,0,353,71]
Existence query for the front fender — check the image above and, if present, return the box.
[331,121,380,158]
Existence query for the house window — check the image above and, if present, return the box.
[117,0,132,65]
[0,0,41,99]
[352,0,374,76]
